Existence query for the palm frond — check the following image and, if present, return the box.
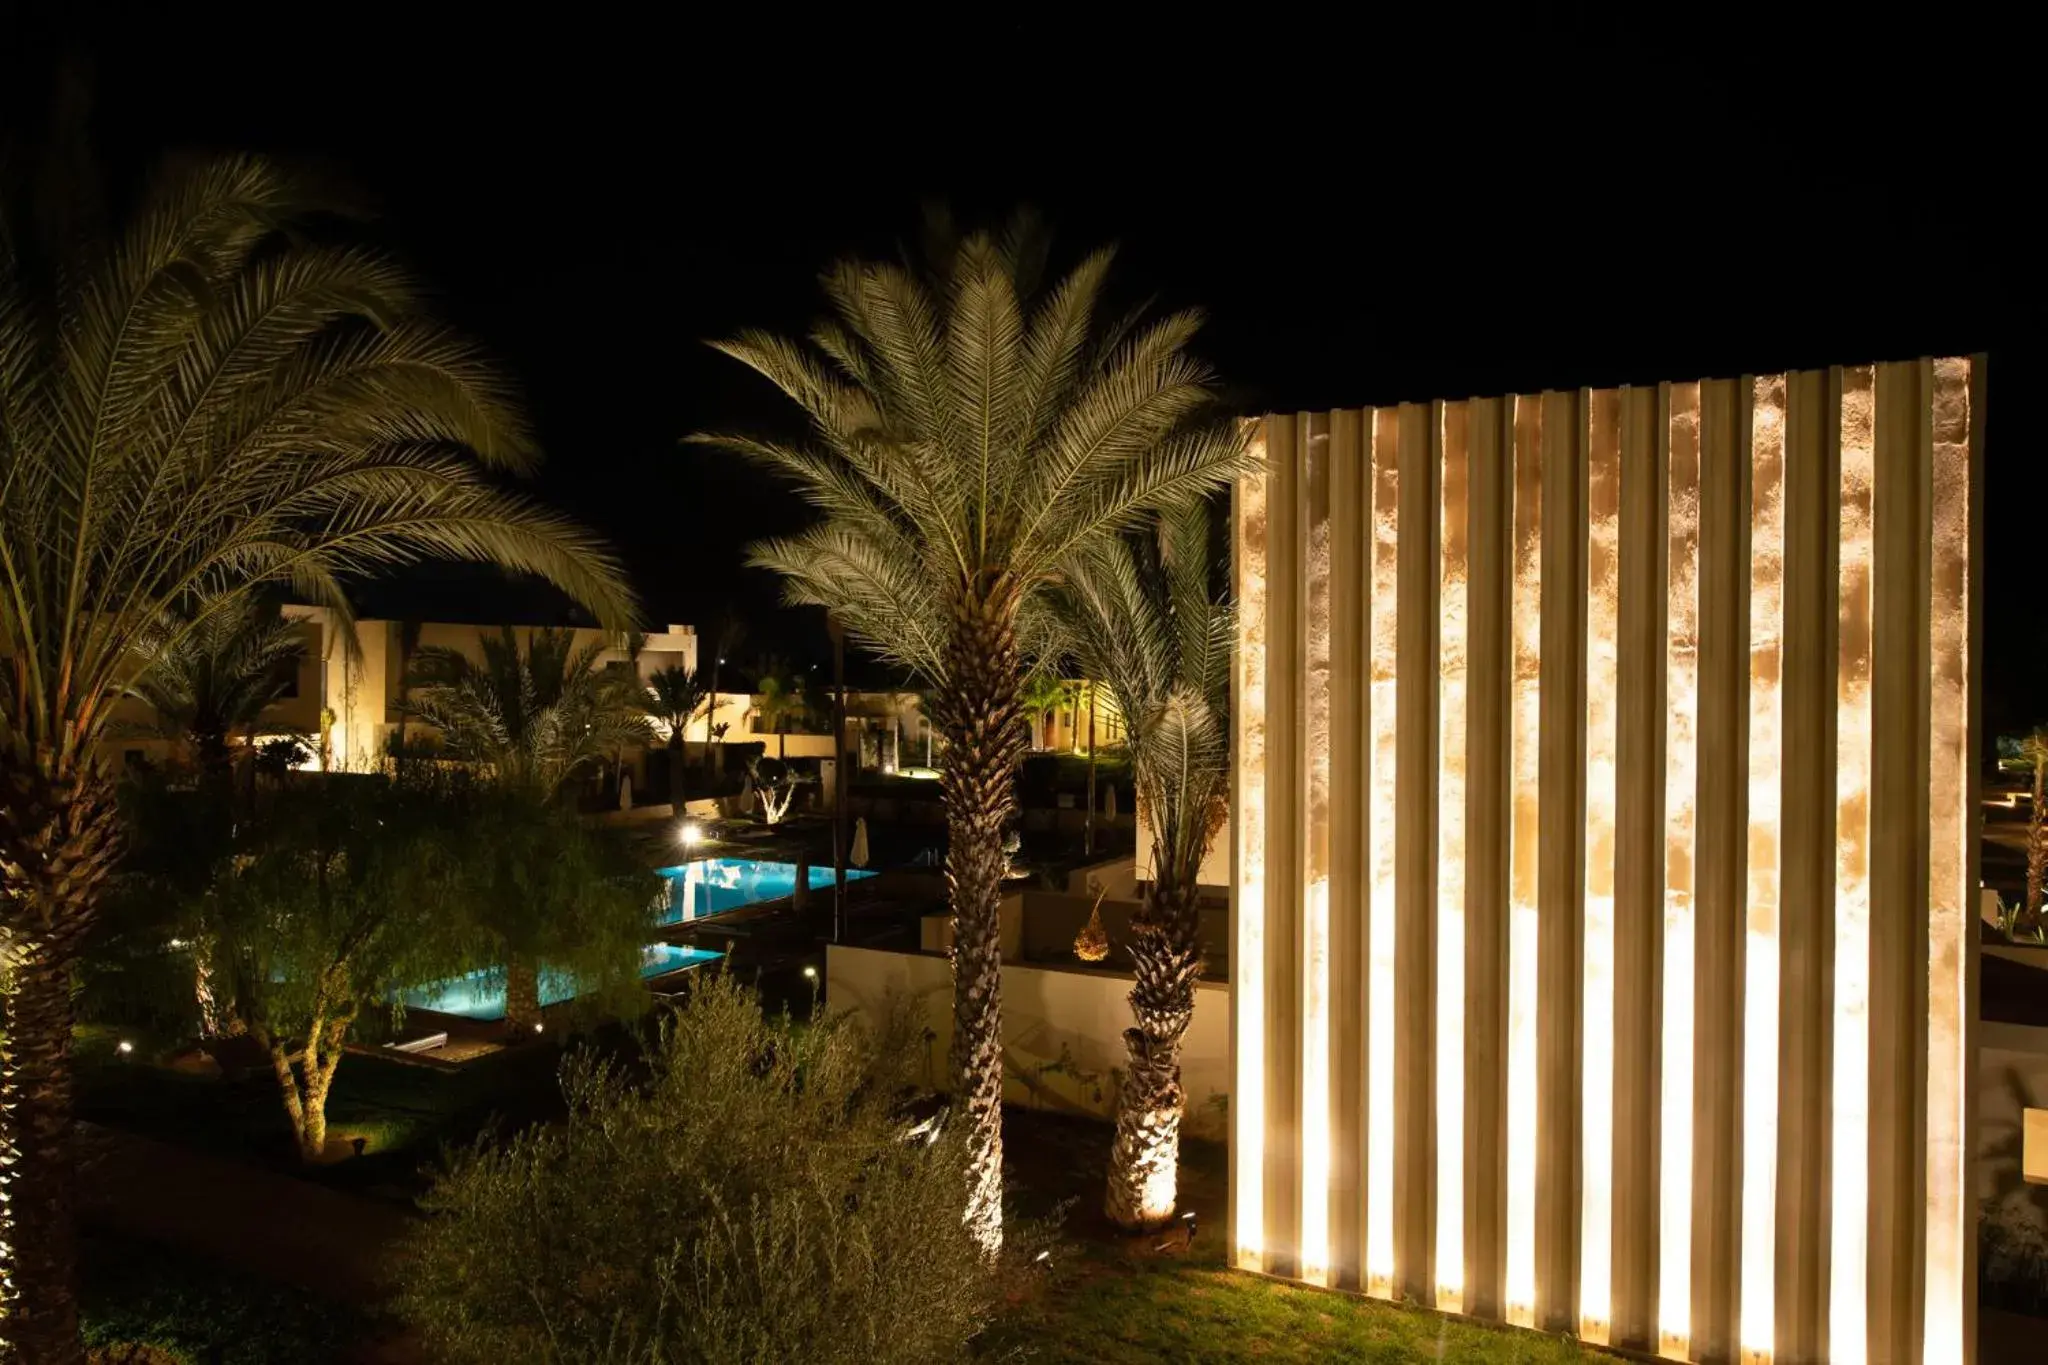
[0,152,634,770]
[703,225,1244,695]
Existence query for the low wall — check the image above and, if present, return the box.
[1016,891,1228,975]
[1981,1021,2048,1224]
[825,943,1229,1140]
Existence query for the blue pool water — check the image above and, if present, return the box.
[399,943,723,1021]
[653,857,875,926]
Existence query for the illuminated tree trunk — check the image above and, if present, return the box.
[2025,748,2048,939]
[260,1007,352,1163]
[0,751,121,1365]
[933,583,1028,1253]
[1105,865,1203,1231]
[504,958,542,1035]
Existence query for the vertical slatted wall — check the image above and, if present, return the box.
[1229,360,1982,1365]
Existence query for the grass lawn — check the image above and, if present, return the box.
[991,1109,1585,1364]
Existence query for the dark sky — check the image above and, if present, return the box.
[5,10,2038,709]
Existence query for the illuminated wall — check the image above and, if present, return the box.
[1230,360,1982,1364]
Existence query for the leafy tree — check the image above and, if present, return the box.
[1047,502,1229,1230]
[402,972,1021,1365]
[0,153,631,1361]
[694,223,1245,1247]
[207,775,469,1160]
[404,627,652,1031]
[434,788,662,1034]
[639,664,708,752]
[125,598,306,778]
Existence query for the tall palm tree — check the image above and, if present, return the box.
[0,155,633,1364]
[127,598,306,776]
[404,627,651,1030]
[694,224,1245,1249]
[1049,501,1229,1230]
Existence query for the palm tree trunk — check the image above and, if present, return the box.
[503,958,542,1035]
[0,750,120,1365]
[1105,865,1203,1231]
[935,588,1029,1254]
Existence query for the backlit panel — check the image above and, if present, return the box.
[1741,378,1786,1363]
[1230,361,1979,1365]
[1366,413,1401,1296]
[1438,404,1470,1312]
[1661,385,1702,1359]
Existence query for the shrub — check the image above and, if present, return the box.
[401,972,1023,1364]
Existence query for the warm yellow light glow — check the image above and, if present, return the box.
[1830,368,1874,1365]
[1234,454,1269,1271]
[1300,455,1334,1287]
[1740,378,1786,1363]
[1366,414,1401,1297]
[1581,396,1621,1345]
[1660,385,1702,1361]
[1436,406,1469,1313]
[1923,357,1973,1365]
[1301,876,1332,1285]
[1504,397,1542,1326]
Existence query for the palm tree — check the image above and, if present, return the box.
[753,655,809,761]
[694,224,1245,1249]
[1018,671,1072,752]
[642,664,709,751]
[404,627,651,1030]
[1049,501,1229,1230]
[127,598,306,777]
[2023,728,2048,940]
[0,155,633,1363]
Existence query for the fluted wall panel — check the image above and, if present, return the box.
[1230,360,1982,1365]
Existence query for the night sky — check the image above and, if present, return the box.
[6,12,2036,713]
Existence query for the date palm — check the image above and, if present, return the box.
[641,663,709,751]
[404,626,651,1030]
[0,154,632,1363]
[695,224,1245,1249]
[1018,670,1072,752]
[1049,501,1229,1230]
[127,597,306,776]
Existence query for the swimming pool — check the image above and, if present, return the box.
[399,943,723,1021]
[653,857,876,925]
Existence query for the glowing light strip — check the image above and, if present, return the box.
[1923,357,1972,1365]
[1740,379,1787,1362]
[1829,370,1874,1365]
[1301,449,1334,1286]
[1234,449,1269,1270]
[1504,398,1542,1326]
[1437,407,1469,1313]
[1659,388,1702,1360]
[1580,399,1621,1344]
[1366,414,1401,1296]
